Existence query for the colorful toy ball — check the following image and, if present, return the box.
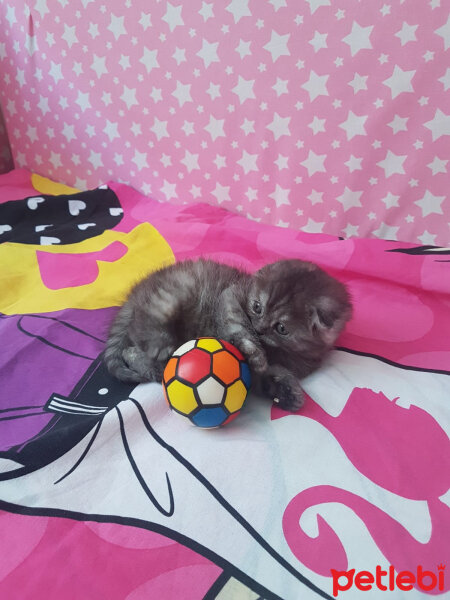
[162,337,251,428]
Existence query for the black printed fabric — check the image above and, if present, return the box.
[0,187,123,245]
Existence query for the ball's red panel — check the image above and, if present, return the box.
[221,339,244,361]
[177,348,211,384]
[212,350,240,385]
[222,411,241,426]
[163,357,178,383]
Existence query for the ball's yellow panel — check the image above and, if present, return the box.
[224,380,247,413]
[166,380,198,414]
[196,338,223,353]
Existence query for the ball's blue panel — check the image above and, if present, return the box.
[191,406,228,428]
[240,362,252,389]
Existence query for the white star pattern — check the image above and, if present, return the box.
[417,230,437,245]
[269,185,290,207]
[226,0,251,24]
[74,91,91,113]
[342,21,373,56]
[377,150,407,178]
[120,86,138,110]
[336,187,363,211]
[308,190,323,205]
[151,117,169,141]
[373,223,400,240]
[211,182,230,203]
[172,81,192,107]
[345,156,363,172]
[388,115,409,134]
[162,3,184,32]
[140,48,159,74]
[161,180,177,201]
[0,0,448,245]
[427,156,448,175]
[301,150,327,176]
[103,120,119,142]
[438,68,450,91]
[132,150,149,171]
[237,151,258,174]
[424,109,450,141]
[91,55,107,79]
[232,77,255,104]
[309,31,328,53]
[204,116,225,141]
[381,192,400,209]
[197,39,220,68]
[264,31,290,62]
[414,190,445,217]
[339,111,368,141]
[181,151,200,173]
[435,15,450,50]
[107,14,127,41]
[302,218,325,233]
[305,0,331,15]
[348,73,368,94]
[383,65,416,99]
[62,24,78,48]
[266,113,291,140]
[301,70,329,102]
[395,22,418,46]
[49,62,63,84]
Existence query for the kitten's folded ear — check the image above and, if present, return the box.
[309,295,352,346]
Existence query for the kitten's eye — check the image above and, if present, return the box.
[275,322,288,335]
[252,301,262,315]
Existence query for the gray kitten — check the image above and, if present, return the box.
[104,258,352,411]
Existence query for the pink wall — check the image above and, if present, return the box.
[0,0,448,245]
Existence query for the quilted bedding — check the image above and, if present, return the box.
[0,169,449,600]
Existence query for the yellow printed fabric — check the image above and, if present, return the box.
[1,224,174,314]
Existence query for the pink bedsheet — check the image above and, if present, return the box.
[0,170,449,600]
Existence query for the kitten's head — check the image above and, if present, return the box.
[247,260,352,353]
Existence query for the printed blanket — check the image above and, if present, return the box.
[0,169,449,600]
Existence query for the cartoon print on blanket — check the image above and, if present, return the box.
[0,308,121,458]
[0,351,448,599]
[1,180,449,599]
[0,222,174,314]
[0,187,123,245]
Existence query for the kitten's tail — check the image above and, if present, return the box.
[103,305,142,383]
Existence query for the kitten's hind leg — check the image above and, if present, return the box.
[123,347,166,382]
[103,305,147,382]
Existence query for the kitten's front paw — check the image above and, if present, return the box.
[264,376,305,412]
[155,345,175,362]
[239,338,268,374]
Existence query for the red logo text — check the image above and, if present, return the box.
[331,565,445,597]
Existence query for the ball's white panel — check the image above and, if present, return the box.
[172,339,197,357]
[197,377,225,406]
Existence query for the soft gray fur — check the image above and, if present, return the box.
[104,258,352,411]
